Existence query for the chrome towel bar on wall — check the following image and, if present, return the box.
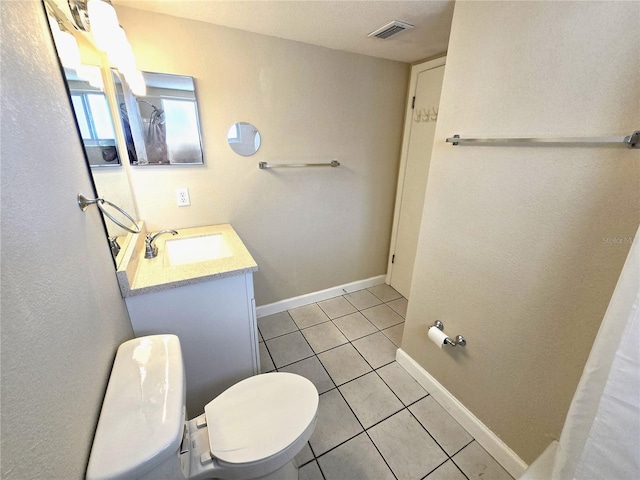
[445,130,639,148]
[258,160,340,169]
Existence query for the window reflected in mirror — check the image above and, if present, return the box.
[65,66,121,166]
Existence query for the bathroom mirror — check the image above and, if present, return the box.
[227,122,261,156]
[127,72,205,165]
[46,5,139,268]
[65,66,121,167]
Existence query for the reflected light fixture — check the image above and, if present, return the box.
[48,12,102,88]
[125,70,146,97]
[47,15,82,71]
[86,0,119,52]
[66,0,145,95]
[76,65,104,89]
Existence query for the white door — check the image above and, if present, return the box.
[387,59,445,298]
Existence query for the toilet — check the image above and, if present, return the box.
[86,335,319,480]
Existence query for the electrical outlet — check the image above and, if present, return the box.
[176,188,190,207]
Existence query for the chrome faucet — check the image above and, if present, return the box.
[145,230,178,259]
[108,236,121,259]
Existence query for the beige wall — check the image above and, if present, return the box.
[115,6,409,305]
[402,1,639,464]
[0,2,134,478]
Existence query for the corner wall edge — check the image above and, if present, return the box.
[396,348,528,478]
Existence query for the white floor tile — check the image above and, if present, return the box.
[453,441,514,480]
[318,296,357,319]
[387,297,408,318]
[318,343,372,386]
[258,311,299,340]
[352,332,397,369]
[361,304,404,330]
[265,331,314,368]
[295,442,314,467]
[376,362,427,406]
[280,356,335,394]
[425,460,467,480]
[258,342,275,373]
[332,312,377,341]
[368,410,447,480]
[410,396,473,455]
[382,322,404,347]
[368,284,402,302]
[339,372,403,428]
[318,433,395,480]
[344,290,382,310]
[309,389,363,456]
[299,460,324,480]
[301,321,348,353]
[289,303,331,329]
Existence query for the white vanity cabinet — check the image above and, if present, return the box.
[117,224,260,416]
[125,272,258,416]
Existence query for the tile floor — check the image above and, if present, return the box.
[258,284,514,480]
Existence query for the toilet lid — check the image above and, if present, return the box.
[204,372,319,464]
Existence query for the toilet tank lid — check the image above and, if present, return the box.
[86,335,186,480]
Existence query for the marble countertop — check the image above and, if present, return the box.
[117,223,258,298]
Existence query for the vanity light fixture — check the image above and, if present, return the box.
[85,0,119,52]
[65,0,146,95]
[105,26,146,95]
[48,14,104,88]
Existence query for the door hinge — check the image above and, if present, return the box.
[392,254,395,264]
[411,96,415,109]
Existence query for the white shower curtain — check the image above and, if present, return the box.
[523,225,640,479]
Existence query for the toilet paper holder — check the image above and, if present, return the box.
[433,321,466,347]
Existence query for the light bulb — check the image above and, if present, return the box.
[87,0,119,53]
[57,30,82,70]
[48,16,82,70]
[108,27,137,75]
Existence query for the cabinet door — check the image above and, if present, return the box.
[125,274,258,415]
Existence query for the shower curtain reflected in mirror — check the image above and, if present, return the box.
[124,71,204,165]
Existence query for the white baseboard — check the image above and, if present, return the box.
[256,275,387,318]
[396,348,528,478]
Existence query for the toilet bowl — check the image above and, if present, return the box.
[86,335,319,480]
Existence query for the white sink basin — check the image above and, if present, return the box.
[165,234,233,266]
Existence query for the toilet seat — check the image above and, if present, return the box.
[204,372,319,465]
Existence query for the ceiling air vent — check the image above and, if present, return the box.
[368,20,414,40]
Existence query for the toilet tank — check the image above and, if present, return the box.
[86,335,188,480]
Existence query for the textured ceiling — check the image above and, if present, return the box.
[111,1,455,64]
